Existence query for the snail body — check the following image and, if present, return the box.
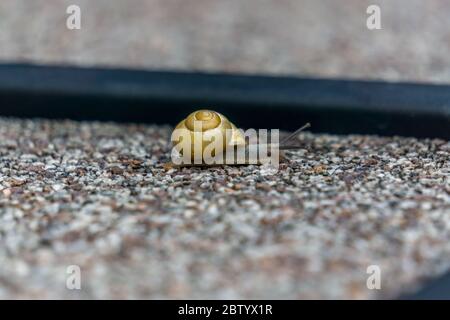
[170,109,309,166]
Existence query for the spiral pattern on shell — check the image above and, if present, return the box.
[184,110,222,131]
[172,109,245,161]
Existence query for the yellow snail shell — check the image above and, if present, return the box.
[172,110,245,161]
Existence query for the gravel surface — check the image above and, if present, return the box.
[0,117,448,299]
[1,0,450,83]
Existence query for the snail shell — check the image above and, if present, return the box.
[172,110,245,162]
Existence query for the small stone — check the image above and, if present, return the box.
[9,179,26,187]
[109,166,124,175]
[52,184,64,191]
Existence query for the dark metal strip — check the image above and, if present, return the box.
[0,63,449,139]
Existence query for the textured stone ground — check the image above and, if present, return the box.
[0,118,448,299]
[1,0,450,83]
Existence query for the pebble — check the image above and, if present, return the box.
[52,184,64,192]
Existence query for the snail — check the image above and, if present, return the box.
[170,109,310,166]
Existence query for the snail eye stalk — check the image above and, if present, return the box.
[280,122,311,145]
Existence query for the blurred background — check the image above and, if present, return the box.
[1,0,449,83]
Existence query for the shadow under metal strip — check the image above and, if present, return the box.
[401,272,450,300]
[0,63,449,139]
